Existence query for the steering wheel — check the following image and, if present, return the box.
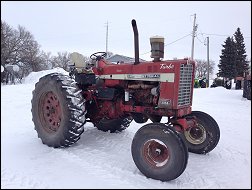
[90,52,107,60]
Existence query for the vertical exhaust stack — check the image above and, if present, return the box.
[131,19,139,65]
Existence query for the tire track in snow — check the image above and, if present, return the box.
[49,125,176,188]
[1,168,49,189]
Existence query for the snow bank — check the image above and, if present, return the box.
[24,67,69,84]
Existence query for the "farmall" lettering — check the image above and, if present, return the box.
[160,63,174,70]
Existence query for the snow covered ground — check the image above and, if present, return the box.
[1,68,251,189]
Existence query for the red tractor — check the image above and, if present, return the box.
[31,19,220,181]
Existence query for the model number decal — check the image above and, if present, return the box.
[99,73,174,82]
[127,74,160,79]
[160,99,171,105]
[160,63,174,70]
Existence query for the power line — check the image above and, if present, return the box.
[200,32,251,38]
[165,33,192,46]
[201,33,231,37]
[196,35,205,45]
[196,26,207,45]
[140,50,151,56]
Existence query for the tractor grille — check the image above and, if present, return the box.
[178,64,193,106]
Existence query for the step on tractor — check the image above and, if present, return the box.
[31,19,220,181]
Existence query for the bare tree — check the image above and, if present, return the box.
[51,52,71,71]
[17,26,41,72]
[39,51,52,70]
[1,21,15,66]
[1,21,43,81]
[194,59,215,78]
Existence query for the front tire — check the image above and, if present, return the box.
[183,111,220,154]
[31,73,86,148]
[131,123,188,181]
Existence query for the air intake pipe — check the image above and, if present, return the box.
[131,19,139,65]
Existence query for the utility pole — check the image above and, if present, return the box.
[191,13,197,60]
[105,21,108,57]
[207,36,210,87]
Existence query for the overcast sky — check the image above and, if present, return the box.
[1,1,251,75]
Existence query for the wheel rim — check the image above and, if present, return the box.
[184,124,206,145]
[39,91,62,133]
[142,139,169,168]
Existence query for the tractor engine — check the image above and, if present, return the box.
[127,81,158,106]
[83,80,160,123]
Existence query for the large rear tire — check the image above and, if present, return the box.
[132,113,148,123]
[148,115,162,123]
[183,111,220,154]
[131,123,188,181]
[31,73,86,148]
[94,117,132,133]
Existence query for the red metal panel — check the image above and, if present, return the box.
[95,59,188,75]
[159,82,174,109]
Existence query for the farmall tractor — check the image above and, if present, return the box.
[31,19,220,181]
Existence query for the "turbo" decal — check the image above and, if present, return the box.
[160,63,174,70]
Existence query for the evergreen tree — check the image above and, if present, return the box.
[218,37,236,79]
[234,27,249,77]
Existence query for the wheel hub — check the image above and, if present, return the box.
[184,124,207,145]
[143,139,169,168]
[40,91,62,133]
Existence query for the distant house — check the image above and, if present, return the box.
[106,54,146,64]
